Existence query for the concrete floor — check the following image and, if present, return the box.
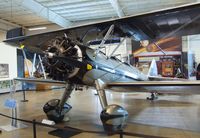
[0,87,200,138]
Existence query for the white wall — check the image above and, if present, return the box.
[0,31,6,41]
[182,36,188,52]
[89,38,132,62]
[188,34,200,64]
[0,32,17,81]
[182,34,200,79]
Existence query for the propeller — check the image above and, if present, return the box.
[21,45,87,69]
[52,55,87,68]
[20,34,91,81]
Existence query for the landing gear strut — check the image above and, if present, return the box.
[95,79,128,133]
[43,83,74,122]
[147,91,158,101]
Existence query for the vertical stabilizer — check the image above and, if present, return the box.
[148,59,158,76]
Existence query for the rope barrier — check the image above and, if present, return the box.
[0,112,167,138]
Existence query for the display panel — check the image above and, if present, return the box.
[0,64,9,78]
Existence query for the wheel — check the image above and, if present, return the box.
[100,104,128,133]
[146,91,158,100]
[43,99,72,123]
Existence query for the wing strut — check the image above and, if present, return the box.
[94,24,114,57]
[108,37,126,59]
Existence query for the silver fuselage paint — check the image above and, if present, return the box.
[80,48,200,94]
[82,48,148,86]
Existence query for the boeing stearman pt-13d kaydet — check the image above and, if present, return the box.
[4,3,200,133]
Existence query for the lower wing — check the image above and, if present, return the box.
[148,76,186,81]
[106,80,200,94]
[14,77,66,86]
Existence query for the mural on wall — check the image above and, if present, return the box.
[0,64,9,78]
[132,37,182,76]
[132,37,182,56]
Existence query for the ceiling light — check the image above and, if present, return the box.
[28,27,47,31]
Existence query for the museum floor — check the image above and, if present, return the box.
[0,87,200,138]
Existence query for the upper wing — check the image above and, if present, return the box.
[14,77,66,86]
[4,3,200,48]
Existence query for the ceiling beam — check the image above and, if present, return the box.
[0,19,21,28]
[21,0,72,28]
[0,18,21,32]
[48,0,110,11]
[61,9,115,17]
[0,22,13,32]
[65,13,116,21]
[109,0,125,17]
[56,5,112,14]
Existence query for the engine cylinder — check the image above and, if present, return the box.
[43,37,82,81]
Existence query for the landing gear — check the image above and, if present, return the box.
[43,83,74,123]
[43,99,72,122]
[146,91,158,101]
[100,104,128,134]
[95,79,128,133]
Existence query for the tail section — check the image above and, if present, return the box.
[148,59,158,77]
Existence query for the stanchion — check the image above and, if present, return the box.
[33,119,37,138]
[119,130,123,138]
[11,107,17,127]
[0,79,27,131]
[21,89,28,102]
[21,82,28,102]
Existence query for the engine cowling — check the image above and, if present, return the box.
[43,36,82,81]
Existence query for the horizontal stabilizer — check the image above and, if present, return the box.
[148,59,158,77]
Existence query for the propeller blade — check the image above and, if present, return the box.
[53,55,87,68]
[21,46,88,69]
[23,46,44,55]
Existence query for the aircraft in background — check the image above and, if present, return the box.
[4,3,200,132]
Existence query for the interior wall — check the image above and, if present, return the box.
[182,36,188,52]
[0,31,5,41]
[89,38,132,62]
[0,32,17,81]
[182,34,200,79]
[188,34,200,65]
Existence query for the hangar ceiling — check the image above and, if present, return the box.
[0,0,199,32]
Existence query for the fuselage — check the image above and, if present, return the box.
[68,46,148,86]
